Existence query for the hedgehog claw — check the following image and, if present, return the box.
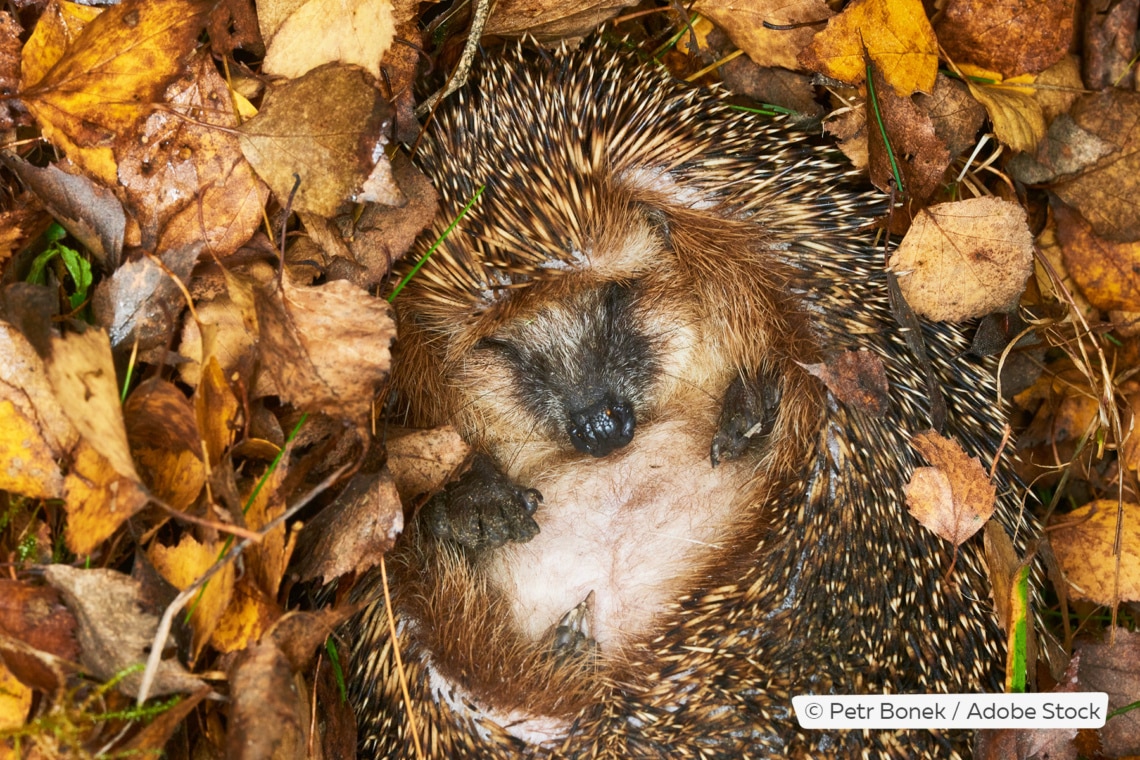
[424,453,541,551]
[550,591,598,662]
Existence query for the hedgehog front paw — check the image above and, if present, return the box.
[423,453,541,551]
[549,592,598,664]
[710,370,781,466]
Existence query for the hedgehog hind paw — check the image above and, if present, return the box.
[710,371,782,466]
[548,591,598,664]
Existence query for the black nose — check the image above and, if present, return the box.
[568,399,636,457]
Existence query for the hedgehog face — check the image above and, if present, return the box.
[472,279,660,457]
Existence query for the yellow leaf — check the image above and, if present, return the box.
[1052,500,1140,606]
[801,0,937,96]
[20,1,103,90]
[0,399,65,499]
[0,660,31,731]
[149,534,235,661]
[20,0,212,185]
[63,439,149,556]
[210,579,279,653]
[966,79,1046,153]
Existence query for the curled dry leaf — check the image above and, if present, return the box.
[889,197,1034,322]
[800,0,937,97]
[0,154,125,270]
[255,277,396,427]
[964,75,1046,154]
[693,0,832,71]
[41,565,204,697]
[1051,500,1140,606]
[19,0,213,186]
[242,458,291,599]
[292,465,403,584]
[210,579,280,655]
[226,639,307,760]
[482,0,638,41]
[239,63,400,217]
[1052,201,1140,313]
[387,426,471,502]
[261,0,395,80]
[124,378,205,512]
[149,534,236,661]
[799,350,889,417]
[905,430,996,546]
[0,580,79,662]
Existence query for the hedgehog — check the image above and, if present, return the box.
[344,37,1031,758]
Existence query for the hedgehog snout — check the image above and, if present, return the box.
[567,396,636,457]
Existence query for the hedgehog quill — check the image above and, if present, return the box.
[346,40,1032,758]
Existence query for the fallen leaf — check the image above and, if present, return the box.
[1076,629,1140,756]
[693,0,832,71]
[1052,89,1140,242]
[242,457,290,598]
[18,0,102,90]
[0,631,77,695]
[1052,500,1140,605]
[116,51,269,255]
[210,578,280,654]
[965,76,1046,153]
[0,12,29,131]
[1007,114,1116,185]
[800,350,889,416]
[255,277,396,427]
[482,0,638,41]
[935,0,1074,78]
[0,400,66,499]
[0,661,31,731]
[20,0,213,186]
[91,243,200,352]
[1053,200,1140,312]
[905,430,996,546]
[62,439,150,556]
[0,154,126,270]
[800,0,937,96]
[226,639,307,760]
[292,465,404,583]
[42,565,204,697]
[120,685,212,755]
[386,426,471,502]
[0,580,79,662]
[866,62,950,202]
[889,197,1034,321]
[194,355,241,468]
[261,0,395,80]
[239,63,399,217]
[124,378,206,511]
[149,534,236,661]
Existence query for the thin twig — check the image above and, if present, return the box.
[414,0,491,119]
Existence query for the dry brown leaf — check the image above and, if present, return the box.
[0,630,77,696]
[255,277,396,426]
[1034,54,1083,122]
[124,378,205,512]
[935,0,1074,78]
[41,565,204,696]
[239,63,399,217]
[292,465,403,583]
[1007,114,1117,185]
[483,0,637,41]
[914,74,986,161]
[226,639,307,760]
[1052,89,1140,242]
[91,244,199,353]
[889,197,1034,321]
[693,0,832,71]
[0,322,77,457]
[120,686,211,756]
[62,440,149,555]
[0,13,29,131]
[194,355,241,468]
[116,51,269,255]
[242,458,290,598]
[905,430,996,546]
[1053,200,1140,312]
[1084,0,1140,89]
[262,0,395,79]
[387,426,471,502]
[149,534,236,661]
[800,0,937,96]
[20,0,213,186]
[0,580,79,663]
[1052,500,1140,605]
[800,350,890,416]
[1033,220,1096,319]
[866,63,950,202]
[1075,629,1140,756]
[0,154,125,270]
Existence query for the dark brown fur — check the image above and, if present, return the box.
[346,41,1031,758]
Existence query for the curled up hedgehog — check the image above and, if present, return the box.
[345,37,1031,758]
